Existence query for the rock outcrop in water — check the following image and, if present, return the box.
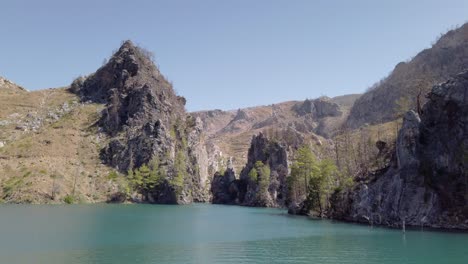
[331,70,468,229]
[210,133,289,207]
[71,40,208,204]
[211,160,238,204]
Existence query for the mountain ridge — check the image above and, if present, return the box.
[347,22,468,128]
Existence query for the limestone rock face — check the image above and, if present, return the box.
[418,71,468,218]
[331,71,468,229]
[187,116,211,202]
[71,40,206,204]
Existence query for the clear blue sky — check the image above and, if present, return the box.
[1,0,467,111]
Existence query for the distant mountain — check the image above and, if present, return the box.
[192,94,361,172]
[347,23,468,128]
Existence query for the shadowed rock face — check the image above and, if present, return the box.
[211,164,237,205]
[210,133,289,207]
[331,70,468,229]
[70,40,208,204]
[419,71,468,213]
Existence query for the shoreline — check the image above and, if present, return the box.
[2,201,467,234]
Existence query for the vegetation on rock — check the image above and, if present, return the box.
[287,145,339,216]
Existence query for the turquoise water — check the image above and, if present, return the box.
[0,204,467,264]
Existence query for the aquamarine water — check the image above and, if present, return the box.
[0,204,466,264]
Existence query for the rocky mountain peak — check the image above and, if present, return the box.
[434,23,468,49]
[219,109,254,133]
[71,40,173,105]
[106,40,158,79]
[71,41,184,134]
[68,41,207,204]
[232,109,250,122]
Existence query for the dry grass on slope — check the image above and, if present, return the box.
[0,89,123,204]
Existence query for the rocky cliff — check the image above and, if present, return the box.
[211,133,289,207]
[347,23,468,129]
[331,70,468,229]
[210,160,237,204]
[71,41,208,204]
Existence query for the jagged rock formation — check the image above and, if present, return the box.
[347,22,468,129]
[219,109,253,134]
[211,160,237,204]
[293,97,342,118]
[187,116,211,202]
[331,71,468,229]
[70,41,208,204]
[210,133,289,207]
[239,133,289,207]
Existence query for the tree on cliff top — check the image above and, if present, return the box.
[288,145,318,203]
[288,145,338,216]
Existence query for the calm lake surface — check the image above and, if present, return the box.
[0,204,467,264]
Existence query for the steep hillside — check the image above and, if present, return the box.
[0,77,26,94]
[347,23,468,128]
[0,83,119,203]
